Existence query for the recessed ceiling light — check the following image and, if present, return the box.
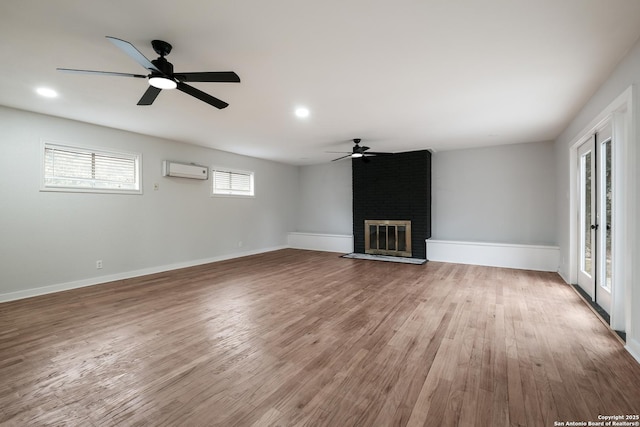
[36,87,58,98]
[295,107,310,118]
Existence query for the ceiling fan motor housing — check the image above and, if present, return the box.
[151,57,174,76]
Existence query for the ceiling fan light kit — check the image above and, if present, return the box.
[148,76,177,89]
[57,36,240,109]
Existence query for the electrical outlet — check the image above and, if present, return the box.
[154,183,159,191]
[96,260,103,269]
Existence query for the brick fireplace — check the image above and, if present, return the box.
[352,150,431,260]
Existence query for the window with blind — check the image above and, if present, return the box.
[42,142,141,194]
[212,168,254,196]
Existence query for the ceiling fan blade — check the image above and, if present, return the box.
[57,68,147,78]
[332,154,352,162]
[177,82,229,109]
[106,36,161,74]
[366,151,393,156]
[176,71,241,83]
[137,86,162,106]
[359,146,370,152]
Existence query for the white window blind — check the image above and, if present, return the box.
[43,142,141,193]
[212,168,254,196]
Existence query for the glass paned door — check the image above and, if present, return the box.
[577,138,596,299]
[595,127,612,314]
[576,124,613,316]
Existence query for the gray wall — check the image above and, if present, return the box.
[432,141,556,245]
[0,106,299,296]
[297,141,557,247]
[555,38,640,280]
[296,161,352,234]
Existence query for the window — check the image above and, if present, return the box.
[42,142,141,194]
[212,168,254,196]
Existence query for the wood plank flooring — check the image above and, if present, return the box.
[1,249,639,426]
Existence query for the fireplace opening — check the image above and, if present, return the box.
[365,220,412,257]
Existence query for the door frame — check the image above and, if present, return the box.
[568,86,633,333]
[595,124,613,315]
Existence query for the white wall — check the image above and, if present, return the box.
[554,37,640,361]
[0,106,299,298]
[432,141,556,245]
[296,161,352,234]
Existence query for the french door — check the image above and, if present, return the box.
[577,124,613,315]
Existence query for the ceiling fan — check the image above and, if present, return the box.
[330,139,393,162]
[57,36,240,109]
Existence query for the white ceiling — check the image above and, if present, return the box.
[2,1,640,165]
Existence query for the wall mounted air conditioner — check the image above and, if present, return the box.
[162,161,209,180]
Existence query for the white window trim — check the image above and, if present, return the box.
[40,139,143,195]
[211,166,255,198]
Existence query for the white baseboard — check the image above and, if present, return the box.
[0,246,287,303]
[557,269,570,284]
[288,232,353,253]
[426,239,560,272]
[626,338,640,365]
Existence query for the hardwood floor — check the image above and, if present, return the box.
[1,249,639,426]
